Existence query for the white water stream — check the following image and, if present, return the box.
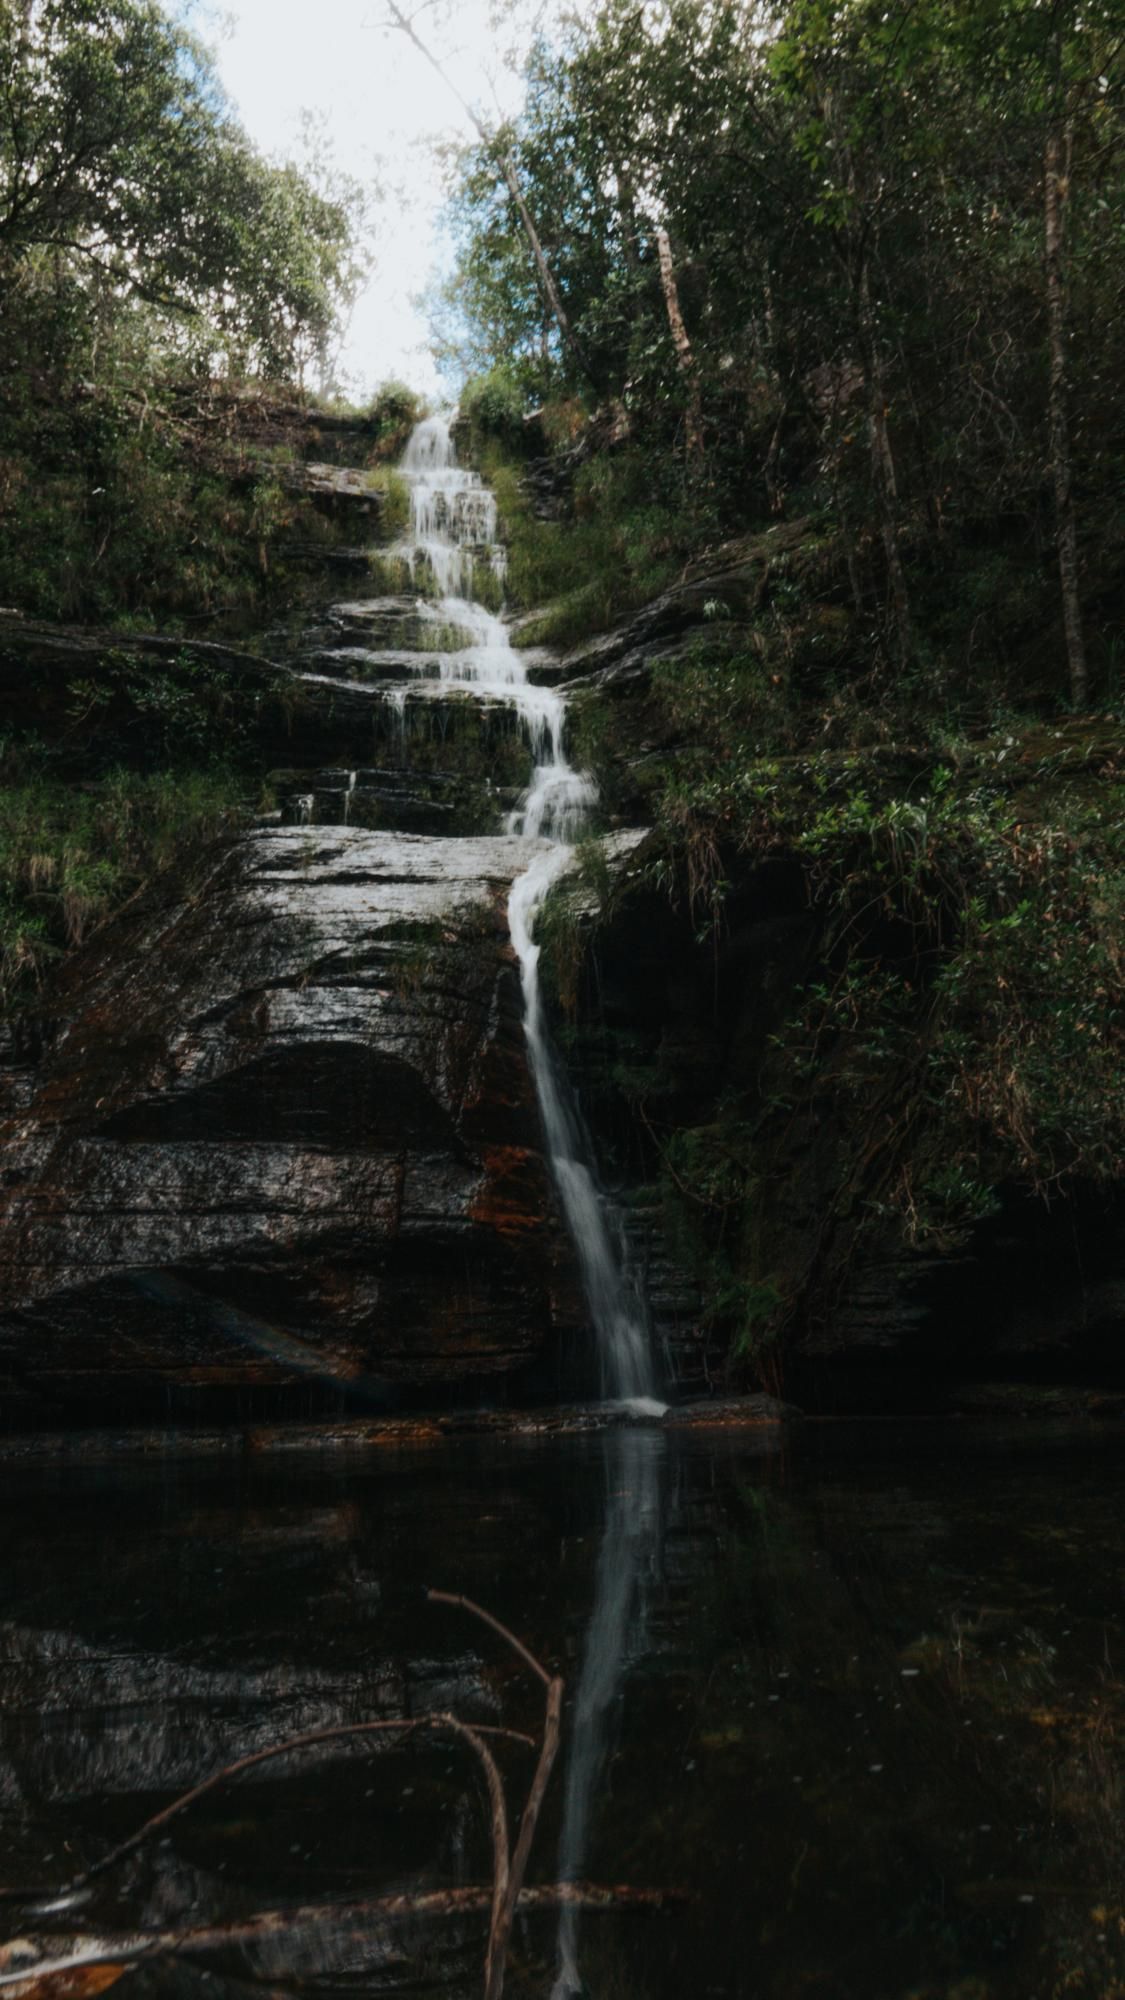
[398,416,666,2000]
[397,415,662,1411]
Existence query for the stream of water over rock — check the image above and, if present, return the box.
[396,416,660,1418]
[396,416,664,1994]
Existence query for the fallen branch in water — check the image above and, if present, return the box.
[0,1592,656,2000]
[426,1589,565,2000]
[0,1883,689,1993]
[0,1716,535,1902]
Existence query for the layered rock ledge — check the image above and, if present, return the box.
[0,827,587,1423]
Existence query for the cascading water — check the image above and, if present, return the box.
[398,416,667,2000]
[397,414,664,1412]
[398,414,504,600]
[509,857,656,1406]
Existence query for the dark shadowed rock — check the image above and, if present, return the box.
[0,827,585,1422]
[556,519,819,687]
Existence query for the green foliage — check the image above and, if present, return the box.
[523,838,615,1015]
[365,382,427,462]
[0,3,372,625]
[0,751,247,1010]
[0,0,368,380]
[364,549,418,597]
[439,0,1125,705]
[546,732,1125,1379]
[364,467,410,537]
[679,748,1125,1265]
[490,443,717,637]
[650,632,798,757]
[460,367,527,448]
[0,370,363,623]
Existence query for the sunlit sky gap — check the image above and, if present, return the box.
[210,0,555,399]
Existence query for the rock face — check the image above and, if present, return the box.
[0,828,583,1422]
[0,417,674,1429]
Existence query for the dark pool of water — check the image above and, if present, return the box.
[2,1419,1124,1999]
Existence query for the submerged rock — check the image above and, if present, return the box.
[0,827,584,1422]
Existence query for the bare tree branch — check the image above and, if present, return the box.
[0,1714,534,1902]
[4,1595,573,2000]
[426,1587,552,1687]
[425,1586,564,2000]
[0,1883,689,1995]
[382,0,593,383]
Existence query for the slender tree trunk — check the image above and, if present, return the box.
[497,150,590,383]
[385,0,592,386]
[1045,119,1088,708]
[856,257,914,668]
[654,225,703,469]
[612,158,641,278]
[820,88,912,667]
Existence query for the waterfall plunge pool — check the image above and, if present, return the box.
[1,1419,1123,1999]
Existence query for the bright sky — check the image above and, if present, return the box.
[212,0,537,401]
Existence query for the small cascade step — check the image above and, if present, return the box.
[279,411,662,1409]
[272,764,519,835]
[285,598,462,658]
[299,598,502,659]
[391,417,507,598]
[297,647,435,683]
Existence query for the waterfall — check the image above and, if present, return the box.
[398,413,499,598]
[398,415,664,1412]
[396,416,669,2000]
[552,1429,666,1999]
[508,856,656,1406]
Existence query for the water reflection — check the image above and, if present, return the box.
[2,1425,1125,1997]
[552,1428,666,1996]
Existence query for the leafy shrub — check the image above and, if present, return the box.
[460,367,527,447]
[0,754,249,1012]
[365,381,426,460]
[487,443,717,636]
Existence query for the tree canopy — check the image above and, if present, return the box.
[437,0,1125,702]
[0,0,369,379]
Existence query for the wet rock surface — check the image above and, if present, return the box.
[0,827,585,1420]
[0,424,665,1429]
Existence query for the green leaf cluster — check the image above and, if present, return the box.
[438,0,1125,704]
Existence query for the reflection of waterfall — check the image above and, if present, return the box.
[395,414,662,1410]
[553,1429,667,1998]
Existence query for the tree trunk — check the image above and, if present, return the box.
[497,151,591,384]
[612,158,641,277]
[1045,120,1088,708]
[385,0,592,387]
[856,259,914,669]
[820,87,912,668]
[654,225,704,469]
